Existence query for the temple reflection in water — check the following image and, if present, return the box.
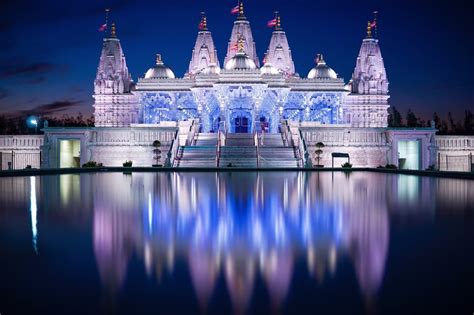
[0,172,472,314]
[90,172,390,311]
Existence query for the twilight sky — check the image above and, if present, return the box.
[0,0,472,119]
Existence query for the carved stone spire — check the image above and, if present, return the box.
[93,24,138,127]
[94,23,132,95]
[263,13,295,75]
[188,13,220,76]
[224,1,260,68]
[352,14,388,95]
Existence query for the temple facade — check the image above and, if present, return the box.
[4,3,465,170]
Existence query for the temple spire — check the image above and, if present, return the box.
[187,13,220,75]
[263,12,295,75]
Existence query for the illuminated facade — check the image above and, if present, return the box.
[28,4,453,169]
[93,5,387,131]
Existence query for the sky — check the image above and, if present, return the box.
[0,0,473,120]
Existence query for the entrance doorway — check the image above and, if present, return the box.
[234,116,249,133]
[398,140,421,170]
[59,140,81,168]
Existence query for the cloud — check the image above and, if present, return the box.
[0,62,67,79]
[20,99,85,116]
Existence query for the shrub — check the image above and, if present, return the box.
[25,165,32,169]
[314,142,325,166]
[82,161,100,168]
[385,164,398,169]
[341,162,353,168]
[152,140,162,166]
[426,165,437,171]
[123,160,133,167]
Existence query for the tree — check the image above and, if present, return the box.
[463,110,473,135]
[152,140,162,166]
[314,142,325,167]
[406,109,419,127]
[388,106,403,127]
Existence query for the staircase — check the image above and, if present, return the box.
[175,131,301,168]
[175,133,218,167]
[220,134,258,167]
[258,133,301,168]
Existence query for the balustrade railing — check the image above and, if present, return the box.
[166,129,180,167]
[0,136,44,150]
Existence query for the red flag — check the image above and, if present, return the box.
[370,21,377,29]
[231,5,239,14]
[267,18,277,28]
[198,21,205,30]
[98,23,107,32]
[230,42,239,51]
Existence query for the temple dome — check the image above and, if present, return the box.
[307,54,337,80]
[225,51,257,70]
[145,54,175,79]
[260,62,279,75]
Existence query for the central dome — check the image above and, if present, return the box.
[225,51,257,70]
[307,54,337,80]
[145,54,175,79]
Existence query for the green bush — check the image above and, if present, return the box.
[385,164,398,169]
[82,161,101,168]
[123,160,133,167]
[341,162,353,168]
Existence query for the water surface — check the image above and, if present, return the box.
[0,172,473,314]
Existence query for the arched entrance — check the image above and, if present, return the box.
[230,111,252,133]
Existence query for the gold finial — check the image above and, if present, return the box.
[367,21,372,38]
[111,22,117,38]
[237,35,245,52]
[200,12,208,31]
[156,54,163,65]
[275,11,282,30]
[239,1,245,17]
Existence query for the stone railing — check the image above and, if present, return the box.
[0,135,43,170]
[300,128,387,147]
[89,127,177,147]
[0,135,44,150]
[436,136,474,151]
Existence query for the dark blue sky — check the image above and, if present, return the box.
[0,0,472,119]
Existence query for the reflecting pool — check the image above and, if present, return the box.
[0,172,473,314]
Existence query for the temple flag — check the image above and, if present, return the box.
[198,21,205,30]
[231,5,239,14]
[267,18,277,28]
[98,24,107,32]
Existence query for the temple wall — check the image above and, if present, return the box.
[0,136,43,170]
[436,136,474,171]
[41,122,192,168]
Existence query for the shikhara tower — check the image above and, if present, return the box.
[344,23,390,127]
[263,13,295,76]
[93,23,139,127]
[92,4,391,131]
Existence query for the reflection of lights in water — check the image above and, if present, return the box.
[92,172,390,312]
[30,176,38,254]
[148,193,153,233]
[398,175,419,203]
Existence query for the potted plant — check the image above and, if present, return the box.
[123,160,133,167]
[152,140,162,167]
[82,161,100,168]
[342,162,353,169]
[314,142,325,168]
